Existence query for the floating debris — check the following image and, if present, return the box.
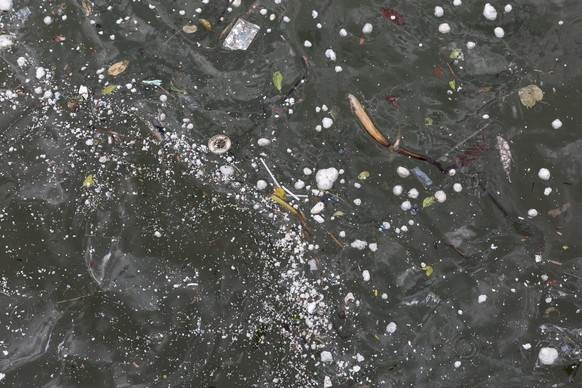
[518,84,543,108]
[496,136,512,182]
[208,134,231,155]
[223,19,260,50]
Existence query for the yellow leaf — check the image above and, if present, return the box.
[101,85,118,95]
[422,196,435,208]
[421,265,433,277]
[273,186,286,200]
[199,19,212,31]
[82,174,94,188]
[358,171,370,180]
[82,0,92,16]
[107,60,129,76]
[449,80,456,91]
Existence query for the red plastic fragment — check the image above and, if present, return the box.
[379,7,405,26]
[433,66,442,77]
[386,94,400,109]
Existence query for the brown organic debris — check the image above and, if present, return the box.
[107,60,129,76]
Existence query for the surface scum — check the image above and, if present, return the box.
[0,0,580,386]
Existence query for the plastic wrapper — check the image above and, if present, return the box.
[223,18,260,50]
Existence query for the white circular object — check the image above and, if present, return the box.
[527,209,538,218]
[397,166,410,178]
[504,4,513,13]
[400,200,411,211]
[303,167,312,176]
[408,188,419,199]
[43,16,53,25]
[543,187,552,196]
[538,168,550,180]
[454,361,462,368]
[219,165,235,176]
[311,202,325,214]
[325,49,336,61]
[393,185,403,196]
[438,23,451,34]
[448,168,456,176]
[453,183,463,192]
[159,94,168,102]
[315,167,339,190]
[362,23,373,34]
[256,180,268,190]
[322,117,334,128]
[362,270,370,282]
[483,3,498,20]
[257,138,270,146]
[551,119,562,129]
[339,28,348,37]
[320,351,333,363]
[303,40,312,48]
[467,41,476,49]
[494,27,505,38]
[294,180,305,190]
[478,294,487,303]
[386,322,397,334]
[538,347,558,365]
[434,6,444,17]
[434,190,447,203]
[453,0,462,6]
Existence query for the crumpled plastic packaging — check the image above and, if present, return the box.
[223,18,260,50]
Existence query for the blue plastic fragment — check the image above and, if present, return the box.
[412,167,432,187]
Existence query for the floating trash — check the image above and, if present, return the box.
[223,19,260,51]
[412,167,433,187]
[208,134,232,154]
[518,84,543,108]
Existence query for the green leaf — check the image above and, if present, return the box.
[101,85,118,95]
[450,49,462,59]
[422,196,435,208]
[82,174,94,188]
[449,80,456,91]
[421,265,433,277]
[272,71,283,92]
[170,81,187,94]
[424,117,433,126]
[332,211,345,217]
[562,245,569,250]
[358,171,370,180]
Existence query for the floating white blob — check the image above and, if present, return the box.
[438,23,451,34]
[312,10,318,19]
[0,35,13,49]
[257,138,270,146]
[304,40,312,48]
[467,41,476,49]
[362,23,373,34]
[386,322,397,334]
[311,202,325,214]
[219,165,235,176]
[36,67,46,79]
[393,185,403,195]
[353,198,361,206]
[43,16,53,25]
[453,0,462,6]
[0,0,13,11]
[434,6,444,17]
[256,180,268,190]
[551,119,562,129]
[453,183,463,192]
[527,209,538,218]
[325,49,336,61]
[294,180,305,190]
[538,347,558,365]
[494,27,505,38]
[160,94,168,102]
[320,351,333,363]
[322,117,334,128]
[369,243,378,252]
[334,65,343,73]
[478,294,487,303]
[339,28,348,37]
[483,3,498,20]
[315,167,339,190]
[16,57,27,67]
[454,361,462,368]
[543,187,552,196]
[303,167,313,176]
[522,343,532,350]
[408,188,419,199]
[538,168,551,180]
[400,200,411,211]
[448,168,456,176]
[504,4,513,13]
[362,270,370,282]
[397,166,410,178]
[313,215,325,224]
[434,190,447,203]
[351,239,367,250]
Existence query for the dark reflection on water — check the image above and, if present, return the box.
[0,0,581,386]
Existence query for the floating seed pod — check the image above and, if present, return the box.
[208,134,231,154]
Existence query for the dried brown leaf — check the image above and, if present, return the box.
[107,60,129,76]
[82,0,92,17]
[182,24,198,34]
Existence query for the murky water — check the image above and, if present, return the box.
[1,0,581,386]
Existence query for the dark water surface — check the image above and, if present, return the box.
[1,0,581,386]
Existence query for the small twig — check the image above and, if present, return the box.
[441,125,487,160]
[328,231,344,248]
[446,61,459,81]
[260,158,280,187]
[57,292,97,304]
[548,260,563,266]
[564,272,582,280]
